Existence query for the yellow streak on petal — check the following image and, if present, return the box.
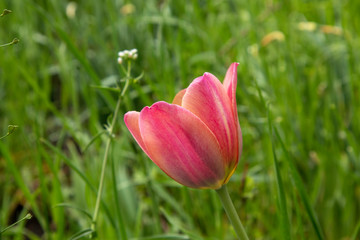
[172,89,186,106]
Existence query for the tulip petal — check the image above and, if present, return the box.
[223,62,239,121]
[223,63,242,173]
[139,101,225,188]
[172,89,186,106]
[182,73,239,165]
[124,111,149,156]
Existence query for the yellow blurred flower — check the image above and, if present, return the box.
[247,44,259,57]
[320,25,343,35]
[298,21,317,32]
[66,2,77,19]
[261,31,285,46]
[121,3,135,15]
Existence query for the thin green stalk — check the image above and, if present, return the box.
[215,185,249,240]
[91,92,122,230]
[0,38,19,47]
[0,213,32,234]
[0,125,18,140]
[0,9,12,17]
[91,61,132,236]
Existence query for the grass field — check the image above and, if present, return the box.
[1,0,359,239]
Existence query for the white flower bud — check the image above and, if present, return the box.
[130,48,138,55]
[117,49,138,62]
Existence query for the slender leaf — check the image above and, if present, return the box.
[274,128,325,240]
[54,203,93,220]
[267,106,291,239]
[351,219,360,240]
[69,229,94,240]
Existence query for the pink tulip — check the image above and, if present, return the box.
[124,63,242,189]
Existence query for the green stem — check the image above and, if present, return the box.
[0,38,19,47]
[215,185,249,240]
[0,213,32,234]
[0,125,18,140]
[91,61,132,237]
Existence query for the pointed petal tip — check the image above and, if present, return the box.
[230,62,239,71]
[201,72,221,83]
[202,72,218,78]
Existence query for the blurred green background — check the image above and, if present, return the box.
[0,0,359,239]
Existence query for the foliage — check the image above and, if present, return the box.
[0,0,359,239]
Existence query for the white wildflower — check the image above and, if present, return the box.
[117,48,138,64]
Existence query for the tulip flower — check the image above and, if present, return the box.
[124,62,242,189]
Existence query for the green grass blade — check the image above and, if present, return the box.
[293,188,305,240]
[40,138,116,228]
[69,229,94,240]
[40,138,96,193]
[267,107,291,239]
[82,130,107,153]
[54,203,92,221]
[0,143,45,230]
[274,128,325,240]
[351,219,360,240]
[151,184,191,224]
[131,234,191,240]
[159,207,202,240]
[29,3,115,108]
[110,156,128,240]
